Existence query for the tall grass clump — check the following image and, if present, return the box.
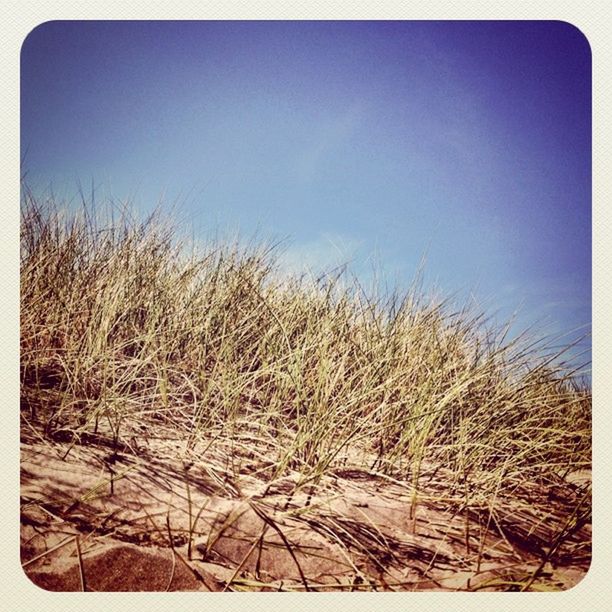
[20,187,591,517]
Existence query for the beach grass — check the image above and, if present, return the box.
[20,185,591,591]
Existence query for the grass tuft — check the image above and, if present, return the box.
[20,186,591,591]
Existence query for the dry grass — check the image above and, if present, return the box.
[20,186,591,591]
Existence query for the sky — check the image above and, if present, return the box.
[20,20,592,374]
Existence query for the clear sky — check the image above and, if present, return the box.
[21,20,591,373]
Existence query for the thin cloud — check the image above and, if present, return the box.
[276,232,362,279]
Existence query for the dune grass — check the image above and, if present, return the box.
[20,186,591,590]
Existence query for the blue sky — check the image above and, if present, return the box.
[21,20,591,373]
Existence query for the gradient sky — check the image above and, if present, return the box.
[21,20,592,372]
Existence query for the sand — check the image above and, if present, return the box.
[20,433,590,592]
